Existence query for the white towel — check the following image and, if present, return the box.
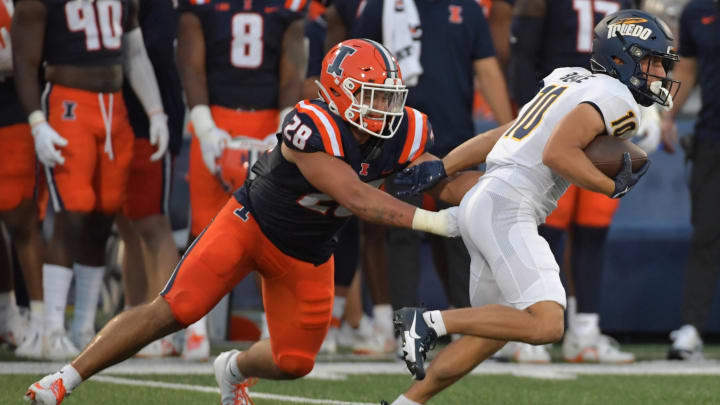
[382,0,423,87]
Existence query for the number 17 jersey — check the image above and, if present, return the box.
[485,67,640,220]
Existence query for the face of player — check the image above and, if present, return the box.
[639,55,666,85]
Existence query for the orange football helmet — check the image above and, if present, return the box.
[317,38,408,139]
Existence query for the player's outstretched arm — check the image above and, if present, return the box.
[543,103,616,196]
[441,121,513,174]
[278,19,307,117]
[12,0,46,115]
[284,144,459,237]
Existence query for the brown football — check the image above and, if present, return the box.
[583,136,647,178]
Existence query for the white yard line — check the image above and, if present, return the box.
[4,358,720,377]
[91,376,377,405]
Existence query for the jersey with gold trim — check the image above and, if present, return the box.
[485,67,639,220]
[234,99,433,264]
[178,0,307,110]
[41,0,130,66]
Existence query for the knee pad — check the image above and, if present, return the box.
[275,353,315,377]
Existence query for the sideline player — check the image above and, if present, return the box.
[387,10,676,404]
[116,0,188,360]
[12,0,169,358]
[0,0,45,358]
[24,39,469,405]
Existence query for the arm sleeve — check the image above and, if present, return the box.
[582,87,640,140]
[677,4,696,58]
[281,107,339,155]
[470,5,495,60]
[508,15,545,106]
[350,0,382,41]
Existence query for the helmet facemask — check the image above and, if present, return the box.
[619,36,681,108]
[342,77,408,139]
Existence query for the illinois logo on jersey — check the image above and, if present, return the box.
[449,5,463,24]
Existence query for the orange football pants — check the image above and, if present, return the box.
[43,84,134,214]
[0,123,37,211]
[123,138,171,220]
[161,198,333,377]
[188,106,278,236]
[544,185,620,229]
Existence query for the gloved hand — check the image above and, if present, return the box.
[199,127,231,174]
[394,160,447,196]
[148,112,169,161]
[31,121,68,167]
[611,152,651,199]
[0,27,12,76]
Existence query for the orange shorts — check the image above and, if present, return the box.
[544,185,620,229]
[161,198,333,376]
[0,123,37,211]
[43,84,134,214]
[122,138,172,220]
[188,106,278,236]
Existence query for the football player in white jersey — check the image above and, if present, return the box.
[384,10,679,405]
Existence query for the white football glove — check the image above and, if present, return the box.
[0,27,12,76]
[412,206,460,237]
[191,104,231,174]
[200,127,231,174]
[634,105,661,154]
[148,111,169,161]
[31,120,68,167]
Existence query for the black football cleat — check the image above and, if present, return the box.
[393,307,438,380]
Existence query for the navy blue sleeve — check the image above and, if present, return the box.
[678,2,697,58]
[470,3,495,60]
[349,0,382,41]
[305,19,326,78]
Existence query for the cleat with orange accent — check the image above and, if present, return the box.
[214,350,257,405]
[24,373,68,405]
[182,329,210,361]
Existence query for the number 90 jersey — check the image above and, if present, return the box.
[234,99,433,265]
[178,0,307,110]
[485,67,639,220]
[41,0,130,66]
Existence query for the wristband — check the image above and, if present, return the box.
[190,104,216,139]
[411,208,449,236]
[28,110,46,128]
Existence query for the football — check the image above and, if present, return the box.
[583,136,648,178]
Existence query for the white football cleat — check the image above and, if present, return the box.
[563,330,635,363]
[15,325,44,359]
[668,324,704,361]
[42,329,80,361]
[182,329,210,361]
[69,328,95,351]
[25,372,68,405]
[494,342,551,364]
[1,306,28,347]
[135,336,178,358]
[214,350,256,405]
[318,326,338,354]
[350,316,396,355]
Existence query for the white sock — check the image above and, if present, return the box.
[187,315,208,336]
[70,264,105,335]
[43,264,74,332]
[0,290,15,329]
[59,364,83,392]
[225,351,244,383]
[391,394,422,405]
[29,300,44,329]
[573,313,600,336]
[373,304,393,331]
[423,310,447,337]
[332,296,346,322]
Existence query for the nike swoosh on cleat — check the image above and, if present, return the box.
[409,313,421,340]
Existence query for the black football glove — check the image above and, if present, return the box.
[610,152,651,199]
[394,160,447,196]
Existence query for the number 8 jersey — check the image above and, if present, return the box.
[41,0,130,66]
[178,0,307,110]
[485,67,640,220]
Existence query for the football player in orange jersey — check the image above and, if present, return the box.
[24,39,475,405]
[0,0,45,358]
[13,0,169,359]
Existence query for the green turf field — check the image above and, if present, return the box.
[3,343,720,405]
